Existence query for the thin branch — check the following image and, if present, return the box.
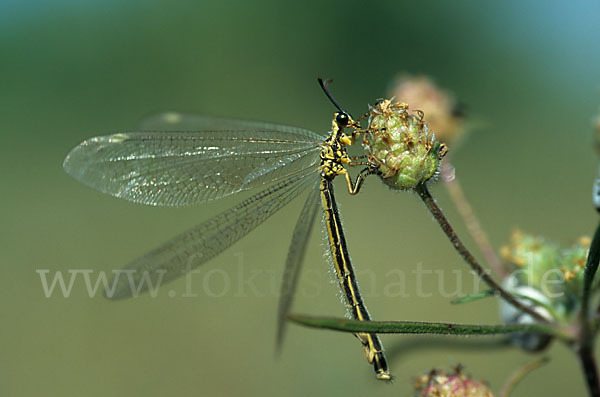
[499,357,549,397]
[415,183,550,324]
[288,314,562,338]
[441,161,506,278]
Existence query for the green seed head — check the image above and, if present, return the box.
[362,99,447,190]
[500,230,560,290]
[500,231,592,322]
[414,366,494,397]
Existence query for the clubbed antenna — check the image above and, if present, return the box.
[317,77,347,114]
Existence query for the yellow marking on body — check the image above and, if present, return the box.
[320,179,385,370]
[340,135,352,145]
[317,112,391,380]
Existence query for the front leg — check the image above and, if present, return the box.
[348,158,370,166]
[343,166,381,195]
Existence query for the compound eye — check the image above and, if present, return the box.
[335,112,349,127]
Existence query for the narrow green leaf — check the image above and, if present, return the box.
[288,314,559,337]
[451,289,495,304]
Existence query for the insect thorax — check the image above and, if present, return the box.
[319,136,349,180]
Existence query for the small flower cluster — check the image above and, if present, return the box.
[500,230,592,324]
[414,366,494,397]
[362,99,447,190]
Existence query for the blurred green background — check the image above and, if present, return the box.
[2,0,600,396]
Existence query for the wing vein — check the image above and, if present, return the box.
[106,170,318,299]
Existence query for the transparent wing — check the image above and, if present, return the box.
[140,112,325,141]
[105,170,318,300]
[63,126,321,206]
[276,182,320,353]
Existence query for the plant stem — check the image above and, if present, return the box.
[414,183,550,324]
[578,343,600,397]
[578,220,600,397]
[441,161,506,278]
[288,314,562,337]
[582,220,600,322]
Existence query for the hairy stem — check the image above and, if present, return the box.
[441,161,506,278]
[415,183,549,324]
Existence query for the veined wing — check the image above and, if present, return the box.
[63,125,322,206]
[276,182,320,352]
[140,112,325,142]
[105,170,318,300]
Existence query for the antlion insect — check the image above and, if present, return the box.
[63,78,393,380]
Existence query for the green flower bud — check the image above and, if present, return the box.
[414,366,494,397]
[362,99,447,190]
[500,231,592,324]
[500,230,560,290]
